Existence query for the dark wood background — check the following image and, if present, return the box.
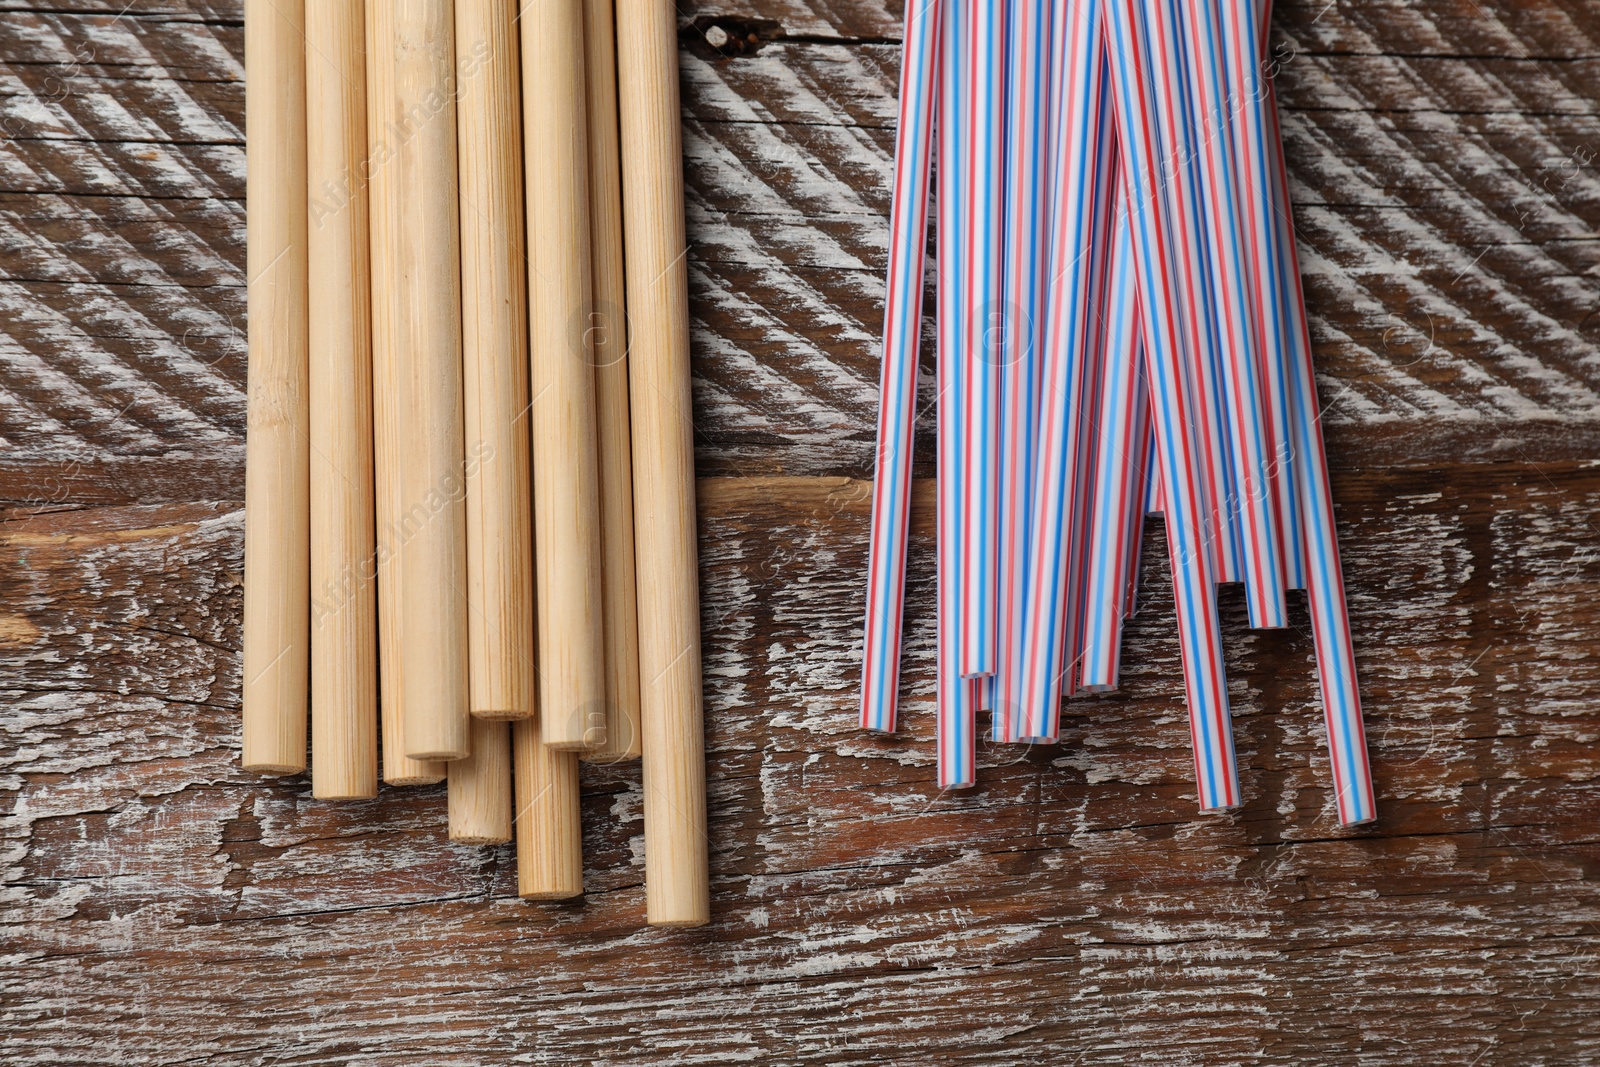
[5,1,1600,1063]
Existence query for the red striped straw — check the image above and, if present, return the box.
[936,0,975,789]
[1159,14,1245,593]
[1105,0,1241,812]
[1179,0,1288,629]
[1143,416,1163,518]
[1245,0,1375,824]
[1122,396,1154,623]
[1060,91,1119,707]
[1079,197,1148,692]
[991,0,1053,742]
[955,0,1004,683]
[860,0,942,735]
[1222,0,1304,593]
[1014,0,1113,744]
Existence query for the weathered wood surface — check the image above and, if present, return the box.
[4,1,1600,1063]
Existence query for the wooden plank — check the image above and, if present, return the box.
[4,0,1600,1061]
[2,4,1600,498]
[3,472,1600,1063]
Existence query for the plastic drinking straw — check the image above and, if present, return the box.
[1158,3,1245,592]
[1143,415,1163,517]
[1014,0,1109,743]
[1121,379,1153,623]
[1105,0,1240,811]
[1249,0,1375,825]
[1079,197,1147,692]
[1058,88,1120,706]
[1220,0,1303,592]
[956,0,1004,682]
[861,0,942,736]
[1179,0,1288,629]
[936,0,976,788]
[991,0,1051,741]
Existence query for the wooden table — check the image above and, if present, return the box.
[5,2,1600,1063]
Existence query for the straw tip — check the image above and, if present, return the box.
[450,832,513,846]
[407,748,469,762]
[242,762,306,776]
[384,773,447,787]
[647,914,710,929]
[544,739,604,753]
[470,708,534,722]
[520,884,584,901]
[1197,801,1246,815]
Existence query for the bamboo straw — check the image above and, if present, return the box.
[457,0,536,722]
[449,717,513,843]
[307,0,379,799]
[582,0,643,762]
[394,0,470,762]
[615,0,710,927]
[521,0,608,752]
[512,716,583,898]
[368,0,445,784]
[242,0,310,775]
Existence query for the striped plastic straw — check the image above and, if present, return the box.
[1015,0,1110,743]
[937,0,975,789]
[1122,389,1153,623]
[1080,197,1147,692]
[1143,417,1163,518]
[956,0,1005,683]
[1105,0,1241,812]
[992,0,1053,742]
[1059,88,1120,707]
[1180,0,1288,629]
[860,0,942,735]
[1222,0,1304,592]
[1248,0,1375,824]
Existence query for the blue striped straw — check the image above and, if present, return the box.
[1059,89,1121,707]
[1222,0,1304,592]
[1079,198,1148,692]
[1014,0,1111,743]
[1163,3,1244,592]
[1105,0,1241,812]
[937,0,975,789]
[860,0,942,735]
[1143,414,1163,517]
[1251,1,1375,825]
[1180,0,1288,629]
[991,0,1053,741]
[1122,387,1154,623]
[955,0,1004,683]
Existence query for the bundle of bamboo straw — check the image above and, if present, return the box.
[240,0,708,928]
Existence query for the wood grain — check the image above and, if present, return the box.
[3,1,1600,1063]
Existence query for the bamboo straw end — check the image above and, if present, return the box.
[385,772,446,787]
[312,788,379,800]
[646,914,709,929]
[407,747,470,762]
[519,888,583,902]
[470,708,536,722]
[242,762,306,776]
[543,739,601,753]
[450,832,513,846]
